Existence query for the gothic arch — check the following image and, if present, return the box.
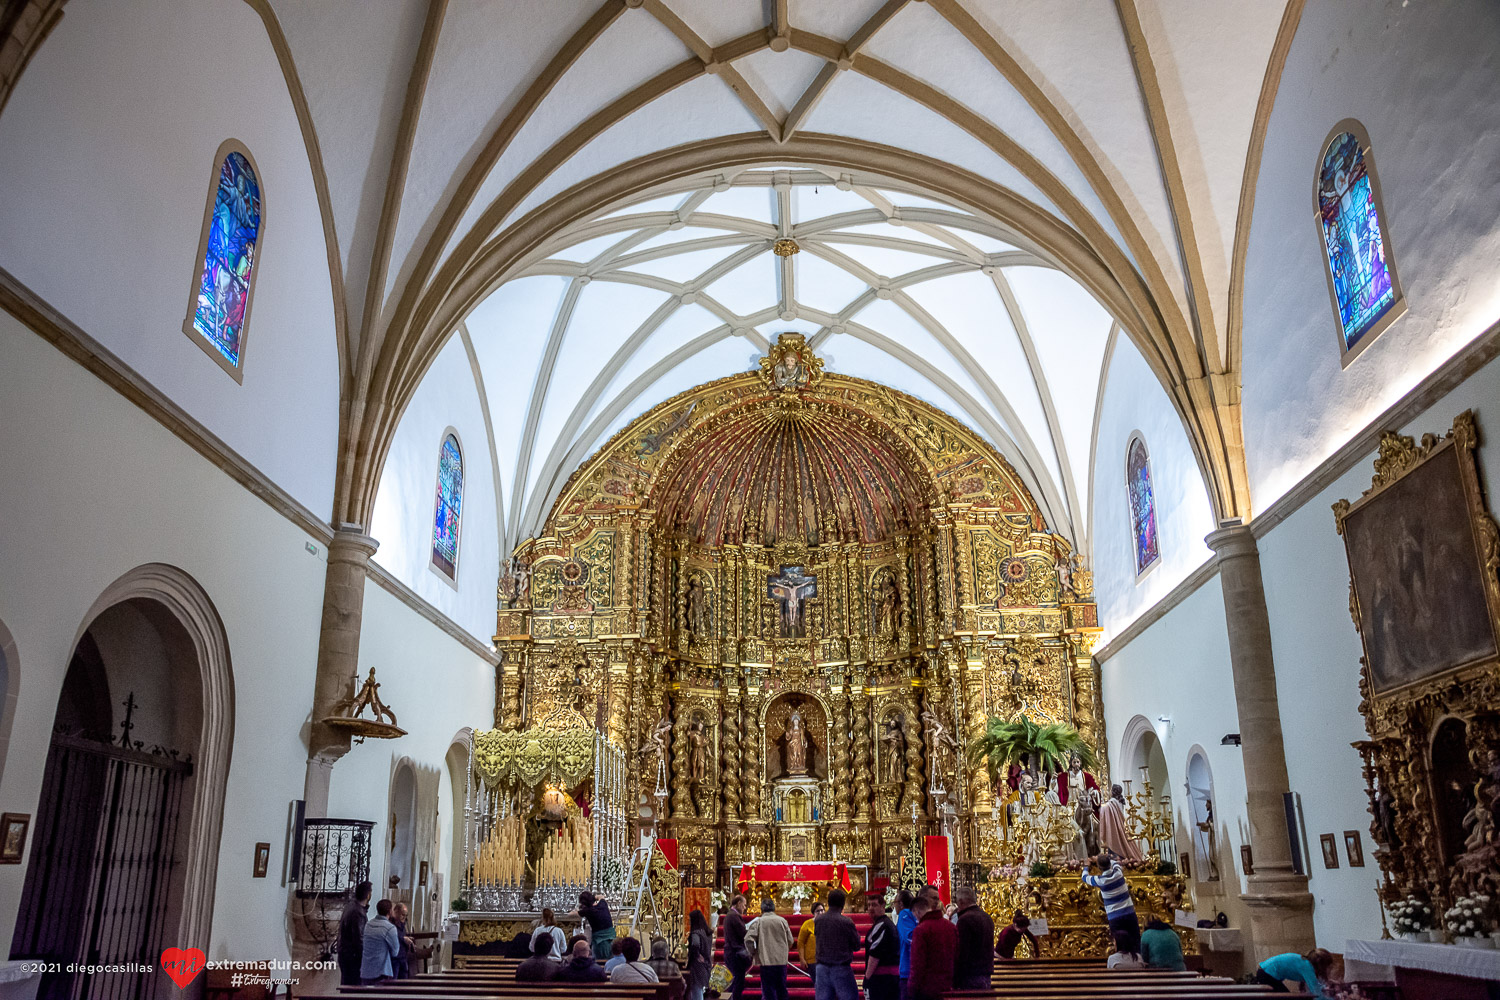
[72,563,234,952]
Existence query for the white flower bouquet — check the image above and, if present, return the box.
[1389,897,1433,937]
[1443,894,1495,947]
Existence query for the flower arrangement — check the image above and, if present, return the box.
[1388,897,1433,937]
[884,886,898,907]
[1444,894,1494,945]
[595,856,627,894]
[783,883,813,902]
[710,887,731,912]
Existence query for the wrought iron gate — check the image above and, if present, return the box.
[11,733,192,1000]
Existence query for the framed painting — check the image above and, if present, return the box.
[1320,833,1339,870]
[1334,411,1500,700]
[1344,830,1365,868]
[0,813,30,863]
[253,842,270,878]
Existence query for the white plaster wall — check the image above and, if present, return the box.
[1098,574,1252,943]
[1256,348,1500,950]
[1091,334,1216,638]
[1240,0,1500,509]
[327,584,495,911]
[0,0,341,518]
[0,311,323,959]
[369,335,501,642]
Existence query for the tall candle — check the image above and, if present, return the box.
[752,845,757,861]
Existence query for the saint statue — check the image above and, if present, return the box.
[875,575,902,637]
[785,708,809,775]
[1060,756,1100,859]
[686,576,712,635]
[772,346,807,391]
[687,719,709,786]
[1098,783,1144,862]
[881,714,908,784]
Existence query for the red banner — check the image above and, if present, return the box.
[923,836,951,905]
[656,838,679,870]
[735,862,851,894]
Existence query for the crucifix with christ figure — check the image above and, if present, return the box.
[768,565,817,638]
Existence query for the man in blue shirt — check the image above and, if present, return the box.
[1081,853,1139,948]
[359,899,402,984]
[894,890,918,999]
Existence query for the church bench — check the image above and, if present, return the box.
[315,984,667,1000]
[943,987,1270,998]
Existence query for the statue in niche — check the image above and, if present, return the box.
[687,717,710,787]
[875,574,902,637]
[768,566,817,638]
[881,713,908,784]
[785,708,810,776]
[686,576,713,636]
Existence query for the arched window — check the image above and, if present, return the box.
[1126,436,1160,576]
[1317,123,1402,360]
[184,141,262,380]
[431,433,464,579]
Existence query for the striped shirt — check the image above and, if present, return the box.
[1081,862,1135,918]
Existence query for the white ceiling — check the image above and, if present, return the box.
[463,170,1114,550]
[259,0,1298,543]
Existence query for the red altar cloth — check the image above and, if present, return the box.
[736,862,852,893]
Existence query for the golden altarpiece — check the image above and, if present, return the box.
[1335,410,1500,920]
[485,335,1106,895]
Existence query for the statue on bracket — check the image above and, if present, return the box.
[881,713,908,784]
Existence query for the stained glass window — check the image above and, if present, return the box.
[1127,437,1159,575]
[189,149,261,370]
[1318,131,1396,351]
[432,434,464,579]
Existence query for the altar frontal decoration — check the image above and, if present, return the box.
[1334,410,1500,917]
[736,862,852,894]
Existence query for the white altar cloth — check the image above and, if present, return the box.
[1344,937,1500,982]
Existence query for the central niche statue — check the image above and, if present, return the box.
[785,707,810,775]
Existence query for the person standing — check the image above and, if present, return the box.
[1139,917,1186,971]
[745,898,792,1000]
[360,899,402,985]
[574,890,616,960]
[337,880,372,986]
[1081,853,1139,947]
[532,908,567,961]
[812,888,861,1000]
[390,902,415,978]
[798,901,823,993]
[862,894,900,1000]
[1254,949,1333,996]
[894,890,918,998]
[951,887,994,989]
[723,895,752,1000]
[686,909,713,1000]
[994,911,1037,961]
[515,936,560,982]
[555,939,606,982]
[906,893,957,1000]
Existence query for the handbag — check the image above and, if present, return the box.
[708,963,733,993]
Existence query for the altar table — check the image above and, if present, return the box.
[735,862,852,893]
[1344,937,1500,999]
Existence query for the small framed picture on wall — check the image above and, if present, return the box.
[419,861,428,887]
[0,813,29,863]
[1319,833,1339,869]
[1344,830,1365,867]
[1179,852,1191,879]
[253,842,270,878]
[1240,844,1254,876]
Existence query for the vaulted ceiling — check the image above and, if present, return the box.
[257,0,1302,542]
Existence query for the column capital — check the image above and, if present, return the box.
[1204,520,1255,559]
[328,523,380,561]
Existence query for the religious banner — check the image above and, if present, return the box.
[736,862,851,894]
[923,836,951,904]
[683,886,712,937]
[656,837,679,870]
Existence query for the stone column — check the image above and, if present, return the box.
[304,525,379,817]
[1205,523,1315,962]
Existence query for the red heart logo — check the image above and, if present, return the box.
[161,948,206,989]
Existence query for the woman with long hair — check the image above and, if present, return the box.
[686,908,713,1000]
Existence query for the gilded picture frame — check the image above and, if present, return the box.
[1333,410,1500,702]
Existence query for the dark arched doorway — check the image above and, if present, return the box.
[10,595,208,1000]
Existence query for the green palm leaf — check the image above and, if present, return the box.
[966,714,1097,784]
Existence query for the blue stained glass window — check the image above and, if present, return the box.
[1127,437,1159,575]
[432,435,464,578]
[191,150,261,368]
[1318,131,1395,350]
